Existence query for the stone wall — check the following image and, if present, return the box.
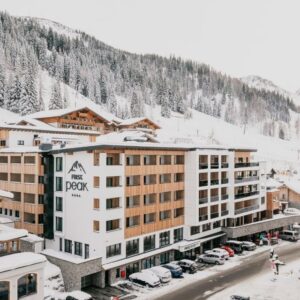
[43,254,102,291]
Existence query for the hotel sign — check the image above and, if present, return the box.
[66,161,88,196]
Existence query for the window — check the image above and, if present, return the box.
[0,156,8,163]
[159,231,170,247]
[0,281,9,300]
[4,209,7,215]
[261,196,265,204]
[126,239,139,256]
[17,273,37,298]
[0,173,8,181]
[144,193,156,205]
[191,226,200,235]
[56,217,63,232]
[144,213,156,224]
[24,174,35,183]
[38,195,44,204]
[38,176,44,184]
[0,208,2,214]
[159,155,172,165]
[11,173,21,182]
[93,220,100,232]
[160,252,170,264]
[93,198,100,210]
[94,176,100,188]
[93,152,100,166]
[15,210,20,218]
[55,157,63,172]
[56,177,63,191]
[174,207,184,218]
[24,193,35,204]
[59,238,62,251]
[106,219,120,231]
[126,196,140,208]
[0,140,6,146]
[106,197,120,209]
[74,242,82,256]
[56,197,63,211]
[106,176,120,187]
[106,243,121,258]
[126,216,140,227]
[17,140,24,145]
[159,210,171,220]
[11,156,21,163]
[144,235,156,251]
[64,239,72,253]
[174,190,184,201]
[174,228,184,243]
[142,257,155,269]
[202,223,211,232]
[174,173,184,182]
[9,210,12,216]
[159,192,171,203]
[24,156,35,164]
[159,174,171,183]
[175,155,184,164]
[85,244,90,259]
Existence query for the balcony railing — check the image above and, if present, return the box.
[221,210,229,216]
[210,212,219,219]
[221,194,229,200]
[221,178,229,184]
[235,162,259,168]
[234,190,259,200]
[221,163,229,168]
[235,176,259,184]
[199,180,208,187]
[210,179,219,185]
[199,215,208,221]
[199,197,208,205]
[211,163,219,169]
[210,195,219,202]
[199,163,208,169]
[235,204,260,215]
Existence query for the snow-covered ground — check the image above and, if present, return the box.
[209,258,300,300]
[114,244,285,300]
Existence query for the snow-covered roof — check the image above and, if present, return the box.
[266,178,283,191]
[283,180,300,195]
[0,225,28,242]
[0,189,14,199]
[0,217,14,224]
[119,117,161,129]
[96,130,159,143]
[21,233,44,243]
[0,108,20,123]
[0,252,46,273]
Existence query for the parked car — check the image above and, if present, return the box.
[224,240,243,254]
[284,207,300,215]
[162,263,183,278]
[146,266,172,283]
[129,271,160,287]
[230,296,250,300]
[205,248,230,259]
[65,291,93,300]
[177,259,198,274]
[241,241,256,251]
[197,253,225,265]
[279,230,300,241]
[221,245,235,257]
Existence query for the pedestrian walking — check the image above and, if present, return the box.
[273,255,285,275]
[269,247,275,258]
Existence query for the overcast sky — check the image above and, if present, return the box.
[0,0,299,91]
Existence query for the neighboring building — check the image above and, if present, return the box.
[266,178,282,218]
[278,181,300,209]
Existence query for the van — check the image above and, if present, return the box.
[224,240,243,254]
[279,230,300,241]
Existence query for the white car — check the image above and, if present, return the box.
[145,266,172,283]
[198,253,225,265]
[205,248,230,260]
[129,271,160,287]
[284,208,300,215]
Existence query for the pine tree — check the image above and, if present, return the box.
[6,74,22,113]
[130,91,144,118]
[49,81,63,110]
[161,96,171,118]
[108,93,118,115]
[20,72,39,115]
[0,64,5,107]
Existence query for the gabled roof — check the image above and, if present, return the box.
[119,117,161,129]
[27,104,121,124]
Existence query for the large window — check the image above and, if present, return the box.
[144,213,156,224]
[174,228,184,243]
[56,157,63,171]
[65,239,72,253]
[144,235,155,252]
[0,281,9,300]
[126,239,139,256]
[74,242,82,256]
[126,216,140,228]
[56,197,63,212]
[56,177,63,191]
[160,252,170,264]
[106,197,120,209]
[56,217,63,232]
[159,231,170,247]
[106,219,120,231]
[106,243,121,258]
[17,274,37,298]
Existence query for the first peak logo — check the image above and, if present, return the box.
[68,161,86,174]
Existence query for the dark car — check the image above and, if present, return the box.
[224,241,243,254]
[177,259,198,274]
[230,295,250,300]
[162,263,183,278]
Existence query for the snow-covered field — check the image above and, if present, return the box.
[209,258,300,300]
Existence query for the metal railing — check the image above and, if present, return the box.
[235,204,260,215]
[234,190,259,199]
[210,212,219,219]
[235,162,259,168]
[235,176,259,184]
[199,215,208,221]
[221,194,229,200]
[199,180,208,187]
[199,197,208,205]
[210,195,219,202]
[221,178,229,184]
[199,163,208,169]
[221,210,229,216]
[221,163,229,168]
[210,179,219,185]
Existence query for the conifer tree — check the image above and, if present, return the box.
[49,81,63,110]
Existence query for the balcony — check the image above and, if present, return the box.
[221,178,229,184]
[199,163,208,169]
[199,215,208,222]
[199,180,208,187]
[221,163,229,168]
[210,179,219,186]
[211,163,219,169]
[221,210,229,216]
[221,194,229,200]
[235,162,259,168]
[210,195,219,202]
[199,197,208,205]
[235,190,259,200]
[235,176,259,184]
[210,212,219,219]
[235,204,260,215]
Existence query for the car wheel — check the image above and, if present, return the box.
[198,259,203,263]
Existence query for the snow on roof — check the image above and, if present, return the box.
[266,178,283,189]
[283,180,300,194]
[0,217,14,224]
[21,233,44,243]
[0,252,46,273]
[14,117,55,129]
[0,225,28,242]
[0,108,20,123]
[0,189,14,199]
[0,146,42,153]
[119,117,161,128]
[44,261,61,280]
[96,130,159,143]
